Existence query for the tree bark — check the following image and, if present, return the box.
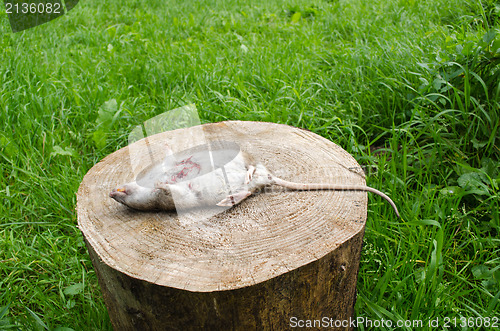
[77,121,367,330]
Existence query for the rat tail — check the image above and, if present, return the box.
[272,176,400,218]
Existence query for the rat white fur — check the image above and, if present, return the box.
[110,149,400,217]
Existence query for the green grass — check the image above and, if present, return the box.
[1,0,499,329]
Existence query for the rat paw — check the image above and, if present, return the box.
[217,190,252,207]
[154,181,169,191]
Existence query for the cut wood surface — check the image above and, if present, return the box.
[77,121,367,293]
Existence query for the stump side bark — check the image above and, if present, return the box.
[77,121,367,330]
[86,229,364,330]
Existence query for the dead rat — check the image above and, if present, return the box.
[110,143,400,217]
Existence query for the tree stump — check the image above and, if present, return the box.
[77,121,367,330]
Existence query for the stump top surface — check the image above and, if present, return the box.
[77,121,367,291]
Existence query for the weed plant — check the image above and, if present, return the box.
[0,0,498,329]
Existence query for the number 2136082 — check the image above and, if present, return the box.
[5,2,62,14]
[443,316,498,328]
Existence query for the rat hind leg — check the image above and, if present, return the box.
[245,165,256,184]
[217,190,252,207]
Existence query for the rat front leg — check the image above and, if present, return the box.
[160,143,176,170]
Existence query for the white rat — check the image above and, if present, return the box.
[110,143,400,217]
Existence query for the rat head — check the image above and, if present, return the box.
[109,182,175,211]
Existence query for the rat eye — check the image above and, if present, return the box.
[116,187,128,194]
